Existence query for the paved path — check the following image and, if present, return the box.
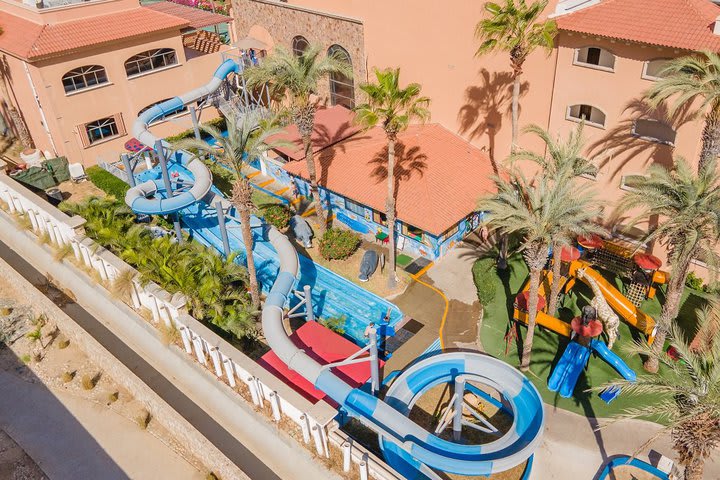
[0,238,339,480]
[0,370,202,480]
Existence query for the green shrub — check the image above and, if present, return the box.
[472,258,497,306]
[86,166,130,200]
[261,204,291,230]
[685,271,704,291]
[166,117,227,143]
[319,228,360,260]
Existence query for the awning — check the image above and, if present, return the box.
[235,36,268,51]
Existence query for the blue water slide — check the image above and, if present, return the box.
[596,455,669,480]
[560,344,591,398]
[262,226,545,477]
[125,60,240,215]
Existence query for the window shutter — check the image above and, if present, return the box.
[114,112,127,136]
[77,123,90,148]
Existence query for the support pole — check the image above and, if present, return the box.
[121,153,136,187]
[189,105,201,141]
[369,327,380,395]
[453,376,466,442]
[215,201,231,257]
[241,73,250,110]
[303,285,314,321]
[156,141,183,243]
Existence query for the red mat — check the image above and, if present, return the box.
[258,321,383,404]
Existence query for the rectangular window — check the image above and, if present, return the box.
[586,47,601,65]
[345,198,366,216]
[373,210,388,226]
[402,223,425,243]
[441,224,459,242]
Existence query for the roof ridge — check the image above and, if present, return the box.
[554,0,622,19]
[28,23,49,58]
[683,0,720,20]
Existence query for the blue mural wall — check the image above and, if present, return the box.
[277,172,484,260]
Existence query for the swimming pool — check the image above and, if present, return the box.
[136,164,404,345]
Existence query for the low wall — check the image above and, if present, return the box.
[0,169,402,480]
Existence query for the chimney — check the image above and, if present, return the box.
[715,15,720,35]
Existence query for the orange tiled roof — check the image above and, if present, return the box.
[145,2,231,30]
[283,124,497,236]
[267,105,361,161]
[0,8,189,60]
[555,0,720,52]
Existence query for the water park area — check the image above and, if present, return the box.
[3,0,720,479]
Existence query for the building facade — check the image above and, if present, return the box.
[0,0,232,166]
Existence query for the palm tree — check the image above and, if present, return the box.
[479,170,602,370]
[475,0,556,155]
[245,45,353,233]
[177,113,287,310]
[354,68,431,288]
[615,157,720,372]
[597,305,720,480]
[646,51,720,171]
[509,122,605,315]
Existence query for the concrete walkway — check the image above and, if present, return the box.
[0,234,340,480]
[0,370,202,480]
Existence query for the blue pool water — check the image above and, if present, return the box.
[136,165,403,344]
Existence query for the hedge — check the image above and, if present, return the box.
[319,228,360,260]
[261,204,291,230]
[472,258,497,306]
[86,166,130,200]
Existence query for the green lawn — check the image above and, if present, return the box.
[480,253,705,419]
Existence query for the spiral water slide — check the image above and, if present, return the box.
[124,59,240,215]
[263,226,545,477]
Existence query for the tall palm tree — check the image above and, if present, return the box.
[177,113,287,310]
[479,170,602,370]
[646,51,720,171]
[475,0,556,156]
[354,68,431,288]
[615,157,720,372]
[597,305,720,480]
[509,122,605,315]
[245,45,353,233]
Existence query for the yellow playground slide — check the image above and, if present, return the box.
[514,271,574,338]
[569,260,657,343]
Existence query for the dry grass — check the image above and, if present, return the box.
[81,373,100,390]
[57,337,70,349]
[61,371,75,383]
[53,243,75,262]
[157,321,180,347]
[136,409,151,429]
[107,391,119,404]
[110,269,136,303]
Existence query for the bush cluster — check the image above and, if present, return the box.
[86,166,130,200]
[319,228,361,260]
[472,258,497,306]
[261,204,292,230]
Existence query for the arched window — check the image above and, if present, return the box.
[327,45,354,108]
[292,36,309,56]
[573,46,616,71]
[567,104,606,128]
[125,48,177,77]
[632,119,676,145]
[642,58,671,81]
[62,65,108,93]
[138,98,188,124]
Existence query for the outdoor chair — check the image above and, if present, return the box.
[69,163,87,182]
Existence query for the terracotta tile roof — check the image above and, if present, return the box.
[267,105,361,161]
[0,8,188,60]
[145,2,231,30]
[555,0,720,52]
[283,124,497,236]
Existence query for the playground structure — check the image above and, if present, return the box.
[511,238,668,400]
[122,59,546,478]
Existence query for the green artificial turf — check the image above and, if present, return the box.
[479,253,704,419]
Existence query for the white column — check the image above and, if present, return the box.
[247,377,261,406]
[179,325,193,354]
[342,442,352,472]
[299,414,310,443]
[209,347,223,377]
[268,391,281,422]
[311,425,323,455]
[222,356,237,387]
[191,333,206,365]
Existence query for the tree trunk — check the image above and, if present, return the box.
[548,244,562,317]
[386,138,397,289]
[699,107,720,172]
[520,267,542,371]
[511,72,521,153]
[0,77,33,148]
[303,133,327,234]
[683,455,705,480]
[233,178,261,310]
[644,254,692,373]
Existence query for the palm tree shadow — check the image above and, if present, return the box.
[587,98,695,179]
[369,142,429,218]
[457,69,529,172]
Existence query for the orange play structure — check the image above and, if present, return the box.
[513,239,667,346]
